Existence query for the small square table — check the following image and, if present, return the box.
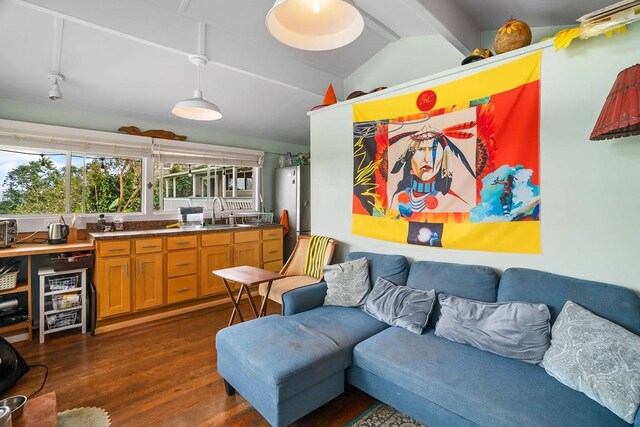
[213,266,285,326]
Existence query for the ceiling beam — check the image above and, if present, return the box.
[11,0,335,96]
[403,0,480,55]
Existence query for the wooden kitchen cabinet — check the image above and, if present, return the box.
[200,232,232,296]
[134,238,164,311]
[97,255,131,318]
[92,226,282,332]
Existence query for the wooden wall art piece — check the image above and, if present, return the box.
[118,126,187,141]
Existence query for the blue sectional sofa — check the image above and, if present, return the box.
[216,252,640,427]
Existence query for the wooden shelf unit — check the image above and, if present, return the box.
[0,241,94,342]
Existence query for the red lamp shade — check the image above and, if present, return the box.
[590,64,640,141]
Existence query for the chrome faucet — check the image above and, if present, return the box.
[211,197,224,224]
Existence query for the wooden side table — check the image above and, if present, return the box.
[13,392,57,427]
[213,266,285,326]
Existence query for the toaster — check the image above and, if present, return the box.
[0,218,18,248]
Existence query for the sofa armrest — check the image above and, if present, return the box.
[635,408,640,427]
[281,281,327,316]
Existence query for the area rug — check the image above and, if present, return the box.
[347,402,425,427]
[58,407,111,427]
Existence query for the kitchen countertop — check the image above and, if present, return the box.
[89,223,282,241]
[0,241,95,257]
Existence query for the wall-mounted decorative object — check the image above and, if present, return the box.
[494,18,532,54]
[552,1,638,50]
[266,0,364,51]
[118,126,187,141]
[590,63,640,140]
[352,52,542,254]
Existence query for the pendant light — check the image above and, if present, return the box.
[172,54,222,121]
[266,0,364,51]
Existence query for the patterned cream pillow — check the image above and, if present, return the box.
[541,301,640,423]
[323,257,370,307]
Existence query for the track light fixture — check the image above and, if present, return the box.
[40,154,46,167]
[188,165,193,177]
[100,157,106,171]
[48,73,64,101]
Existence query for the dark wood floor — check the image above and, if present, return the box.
[2,302,375,426]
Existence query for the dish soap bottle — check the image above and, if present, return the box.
[97,214,106,231]
[228,212,235,225]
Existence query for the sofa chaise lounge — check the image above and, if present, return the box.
[216,252,640,426]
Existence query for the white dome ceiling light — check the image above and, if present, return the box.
[266,0,365,51]
[172,54,222,121]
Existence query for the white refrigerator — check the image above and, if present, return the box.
[274,166,311,261]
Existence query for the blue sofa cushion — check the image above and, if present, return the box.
[346,252,409,287]
[406,260,499,326]
[217,307,387,401]
[352,328,629,427]
[498,268,640,334]
[435,294,550,364]
[363,277,436,334]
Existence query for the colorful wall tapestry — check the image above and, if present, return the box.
[352,52,541,253]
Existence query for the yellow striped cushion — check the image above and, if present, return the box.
[303,235,331,279]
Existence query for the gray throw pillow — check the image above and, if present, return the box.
[323,257,370,307]
[363,277,436,334]
[541,301,640,423]
[435,294,550,364]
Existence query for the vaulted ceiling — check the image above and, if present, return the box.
[0,0,616,146]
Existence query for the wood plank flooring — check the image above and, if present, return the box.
[2,302,375,426]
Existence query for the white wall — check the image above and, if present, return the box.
[310,24,640,293]
[344,35,464,97]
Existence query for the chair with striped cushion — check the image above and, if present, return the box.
[259,235,337,306]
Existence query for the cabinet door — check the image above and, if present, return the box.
[97,256,131,319]
[233,243,260,268]
[200,246,231,296]
[134,253,164,310]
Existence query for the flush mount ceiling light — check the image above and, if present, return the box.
[172,54,222,121]
[266,0,365,51]
[47,73,64,101]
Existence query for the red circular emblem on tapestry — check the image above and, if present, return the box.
[417,90,437,112]
[426,195,439,210]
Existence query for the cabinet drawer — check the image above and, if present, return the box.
[167,275,198,304]
[98,240,130,257]
[201,232,231,247]
[135,238,163,254]
[234,230,260,243]
[262,240,283,262]
[262,228,282,241]
[167,250,198,277]
[263,260,283,273]
[167,235,197,250]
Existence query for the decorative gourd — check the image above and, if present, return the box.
[494,18,532,54]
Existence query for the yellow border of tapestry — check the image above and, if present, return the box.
[352,51,541,122]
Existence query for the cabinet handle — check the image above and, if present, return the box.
[124,263,129,276]
[139,262,143,274]
[268,250,278,254]
[177,288,191,293]
[227,249,230,263]
[176,241,190,245]
[108,248,125,252]
[176,262,191,267]
[142,245,159,249]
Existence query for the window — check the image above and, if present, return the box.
[154,163,257,212]
[0,146,142,214]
